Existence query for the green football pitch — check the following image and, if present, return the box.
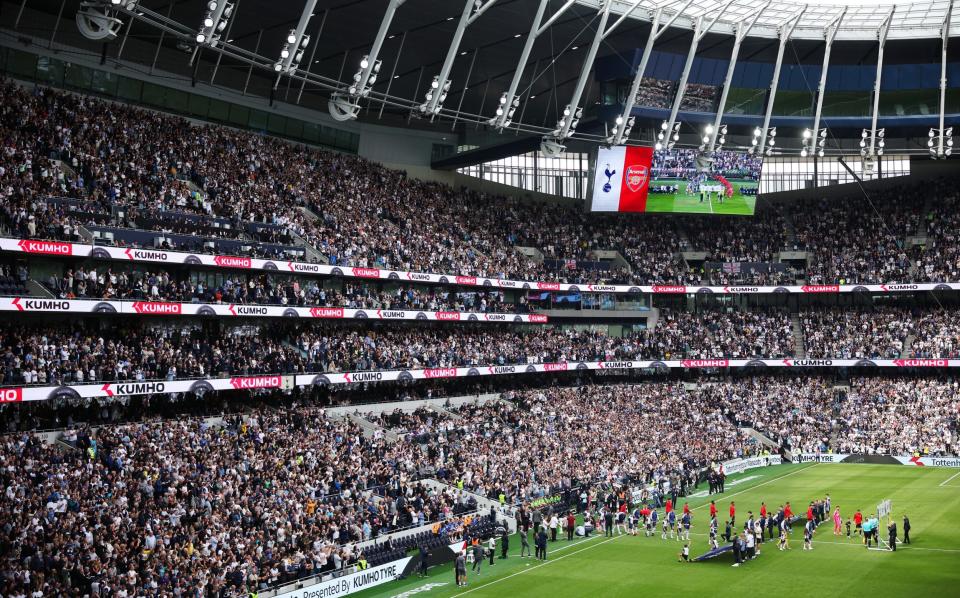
[645,178,758,215]
[358,464,960,598]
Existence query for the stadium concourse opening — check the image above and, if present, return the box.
[0,0,959,596]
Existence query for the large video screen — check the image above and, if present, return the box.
[591,147,762,215]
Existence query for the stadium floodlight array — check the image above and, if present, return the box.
[860,128,885,157]
[801,128,827,158]
[273,0,316,78]
[274,28,310,73]
[551,105,582,139]
[764,127,777,157]
[928,127,954,158]
[699,124,726,152]
[348,55,382,98]
[488,92,519,128]
[605,115,635,145]
[195,1,234,47]
[108,0,139,9]
[419,76,452,115]
[655,120,681,151]
[748,127,762,154]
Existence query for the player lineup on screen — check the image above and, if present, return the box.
[592,146,761,215]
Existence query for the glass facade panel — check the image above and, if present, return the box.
[458,150,588,200]
[759,155,911,194]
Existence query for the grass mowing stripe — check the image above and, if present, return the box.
[454,535,623,596]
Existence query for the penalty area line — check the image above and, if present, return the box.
[939,469,960,487]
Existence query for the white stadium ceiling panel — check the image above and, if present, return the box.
[589,0,960,41]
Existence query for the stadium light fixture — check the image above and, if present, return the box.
[748,126,762,153]
[700,124,727,152]
[420,76,451,114]
[802,127,826,158]
[196,0,234,48]
[273,0,317,81]
[929,126,954,159]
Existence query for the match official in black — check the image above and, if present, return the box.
[903,515,911,544]
[888,520,898,552]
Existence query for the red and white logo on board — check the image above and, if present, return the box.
[624,165,649,192]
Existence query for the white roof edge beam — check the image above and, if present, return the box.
[653,0,696,41]
[601,0,645,42]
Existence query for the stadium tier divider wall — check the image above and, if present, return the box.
[3,359,958,403]
[3,238,957,296]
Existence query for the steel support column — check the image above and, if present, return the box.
[329,0,405,121]
[810,9,845,155]
[757,9,804,155]
[662,0,735,150]
[555,1,612,140]
[273,0,318,86]
[938,0,954,156]
[378,31,407,119]
[868,8,895,156]
[421,0,476,116]
[708,2,768,153]
[610,0,695,145]
[295,10,326,104]
[661,16,703,149]
[490,0,550,130]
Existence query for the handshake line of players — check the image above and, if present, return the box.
[587,498,819,558]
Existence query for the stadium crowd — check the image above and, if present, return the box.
[801,308,916,359]
[0,307,808,386]
[10,305,960,386]
[8,80,960,288]
[0,408,480,597]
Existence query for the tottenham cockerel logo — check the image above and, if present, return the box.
[624,165,649,192]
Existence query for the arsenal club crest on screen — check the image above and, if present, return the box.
[625,164,649,192]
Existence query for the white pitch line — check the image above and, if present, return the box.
[809,539,960,553]
[939,469,960,487]
[454,535,622,596]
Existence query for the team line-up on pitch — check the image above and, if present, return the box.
[1,358,956,403]
[3,238,958,295]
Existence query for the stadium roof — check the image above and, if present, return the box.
[599,0,959,41]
